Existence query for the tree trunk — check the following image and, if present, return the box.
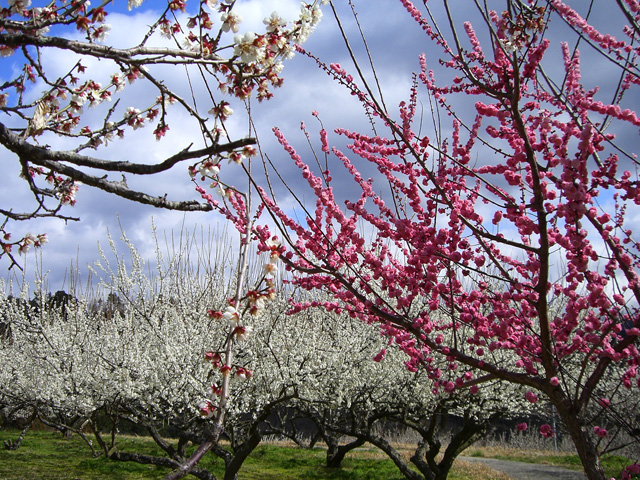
[557,407,606,480]
[326,436,366,468]
[433,415,489,480]
[3,410,35,450]
[222,430,262,480]
[365,434,424,480]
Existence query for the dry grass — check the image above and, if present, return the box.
[463,444,577,463]
[453,459,511,480]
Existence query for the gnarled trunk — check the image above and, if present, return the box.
[325,434,366,468]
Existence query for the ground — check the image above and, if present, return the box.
[459,456,586,480]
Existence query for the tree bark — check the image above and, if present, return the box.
[222,430,262,480]
[325,435,366,468]
[3,410,35,451]
[557,407,606,480]
[364,434,424,480]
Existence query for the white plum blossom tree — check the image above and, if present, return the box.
[0,224,542,480]
[0,226,287,479]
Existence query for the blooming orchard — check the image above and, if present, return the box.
[257,2,640,479]
[285,313,537,480]
[0,226,525,480]
[0,228,288,478]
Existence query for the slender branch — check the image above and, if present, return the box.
[1,33,226,65]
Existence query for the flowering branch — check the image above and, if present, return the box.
[0,0,325,268]
[257,2,640,479]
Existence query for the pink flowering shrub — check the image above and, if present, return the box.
[257,2,640,479]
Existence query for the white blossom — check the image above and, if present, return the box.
[233,32,261,64]
[8,0,31,15]
[221,11,242,33]
[127,0,144,10]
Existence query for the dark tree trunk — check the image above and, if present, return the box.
[325,435,366,468]
[223,430,262,480]
[430,412,489,480]
[365,434,424,480]
[3,410,35,450]
[557,407,606,480]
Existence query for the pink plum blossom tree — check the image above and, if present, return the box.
[256,1,640,479]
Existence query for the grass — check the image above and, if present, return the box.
[0,429,506,480]
[0,428,633,480]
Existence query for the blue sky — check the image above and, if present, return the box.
[1,0,637,294]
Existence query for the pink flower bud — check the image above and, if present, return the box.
[233,325,252,341]
[211,384,222,396]
[198,400,216,418]
[204,351,222,366]
[235,367,252,379]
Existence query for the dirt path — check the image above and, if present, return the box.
[458,456,587,480]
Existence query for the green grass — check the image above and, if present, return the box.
[234,444,406,479]
[0,429,411,480]
[1,428,635,480]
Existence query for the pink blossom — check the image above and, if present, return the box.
[593,426,607,438]
[320,129,329,153]
[198,400,216,418]
[235,367,252,379]
[622,464,640,480]
[540,424,555,438]
[373,348,386,362]
[233,325,252,341]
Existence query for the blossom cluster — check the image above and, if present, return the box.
[0,231,48,256]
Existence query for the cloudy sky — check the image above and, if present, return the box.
[0,0,426,292]
[1,0,635,294]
